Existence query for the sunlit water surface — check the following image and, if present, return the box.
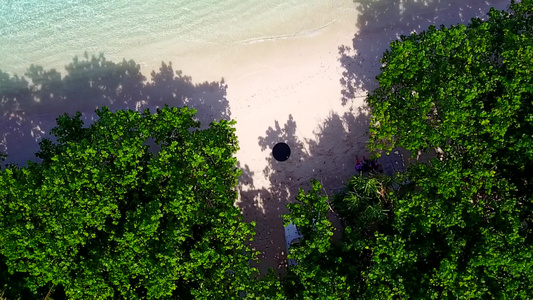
[1,0,356,75]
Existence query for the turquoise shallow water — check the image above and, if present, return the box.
[0,0,355,76]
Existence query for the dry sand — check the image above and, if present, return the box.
[0,0,510,274]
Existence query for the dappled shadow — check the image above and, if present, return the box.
[237,107,372,274]
[0,53,230,166]
[339,0,510,105]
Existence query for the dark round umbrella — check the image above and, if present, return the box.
[272,142,291,162]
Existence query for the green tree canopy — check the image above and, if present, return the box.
[0,106,259,299]
[367,1,533,187]
[362,2,533,295]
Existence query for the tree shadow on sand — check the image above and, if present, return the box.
[0,53,230,166]
[237,107,373,274]
[339,0,510,105]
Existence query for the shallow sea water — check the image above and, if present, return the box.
[0,0,356,75]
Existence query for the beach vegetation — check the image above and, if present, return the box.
[282,1,533,298]
[0,106,263,299]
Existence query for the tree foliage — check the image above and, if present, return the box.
[363,2,533,297]
[367,1,533,185]
[283,1,533,299]
[281,180,343,300]
[0,106,259,299]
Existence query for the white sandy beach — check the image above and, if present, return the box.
[0,0,510,273]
